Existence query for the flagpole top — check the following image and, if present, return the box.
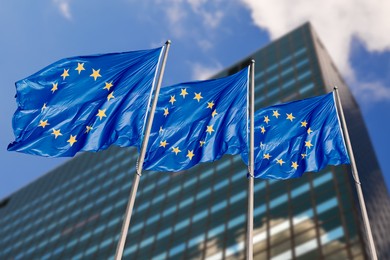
[333,86,338,90]
[251,59,255,64]
[165,40,171,45]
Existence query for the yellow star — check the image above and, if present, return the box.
[180,88,188,98]
[90,69,101,81]
[187,150,195,160]
[207,101,215,109]
[169,95,176,105]
[51,129,62,139]
[160,140,168,148]
[272,110,280,118]
[172,147,181,155]
[61,69,70,80]
[206,125,214,134]
[103,82,113,91]
[264,116,270,124]
[276,158,285,166]
[194,92,203,102]
[75,63,85,74]
[163,108,169,117]
[67,135,77,147]
[96,109,107,120]
[199,140,205,147]
[260,126,266,134]
[307,128,313,135]
[51,82,58,93]
[159,126,164,134]
[305,140,313,149]
[286,113,295,122]
[85,125,93,133]
[263,153,271,160]
[107,92,115,101]
[301,153,307,159]
[301,121,308,127]
[212,110,218,118]
[41,103,47,111]
[38,120,49,128]
[291,161,299,170]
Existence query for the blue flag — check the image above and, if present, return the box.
[143,67,249,172]
[8,47,163,157]
[242,92,350,179]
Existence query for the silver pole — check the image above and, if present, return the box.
[333,87,378,260]
[246,60,255,260]
[114,40,171,260]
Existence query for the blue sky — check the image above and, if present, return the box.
[1,0,389,199]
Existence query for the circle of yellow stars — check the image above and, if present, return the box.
[37,62,116,149]
[258,109,315,172]
[156,88,223,162]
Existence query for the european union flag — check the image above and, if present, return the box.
[8,47,163,157]
[242,92,350,179]
[143,67,249,172]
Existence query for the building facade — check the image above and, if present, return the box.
[1,23,389,260]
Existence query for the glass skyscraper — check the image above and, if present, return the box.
[1,23,389,260]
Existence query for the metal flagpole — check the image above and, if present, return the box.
[114,40,171,260]
[333,86,378,260]
[246,60,255,260]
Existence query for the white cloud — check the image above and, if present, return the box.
[353,81,390,103]
[187,0,224,29]
[164,2,187,37]
[191,61,223,80]
[157,0,226,44]
[53,0,72,21]
[196,39,213,51]
[239,0,390,102]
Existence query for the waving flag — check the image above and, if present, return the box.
[143,67,249,172]
[242,92,350,179]
[8,47,163,157]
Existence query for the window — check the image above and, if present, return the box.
[196,188,211,201]
[211,201,227,213]
[317,198,338,214]
[183,178,197,188]
[188,234,205,248]
[299,82,314,95]
[157,227,172,239]
[228,214,245,229]
[208,224,225,237]
[140,236,154,248]
[162,205,176,217]
[179,197,194,209]
[169,243,186,257]
[230,191,246,204]
[320,226,344,245]
[146,214,160,225]
[193,210,208,222]
[174,219,190,231]
[313,172,332,187]
[270,194,288,209]
[214,179,229,191]
[254,205,266,216]
[167,186,181,197]
[291,183,310,198]
[297,70,311,81]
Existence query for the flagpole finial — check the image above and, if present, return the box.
[251,59,255,64]
[333,86,338,90]
[165,40,171,45]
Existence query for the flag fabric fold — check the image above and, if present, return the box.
[242,92,350,179]
[143,67,249,172]
[8,47,163,157]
